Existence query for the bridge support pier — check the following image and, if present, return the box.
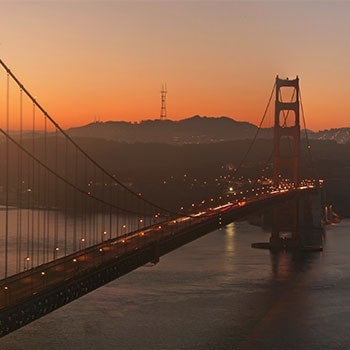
[151,242,160,264]
[252,190,323,252]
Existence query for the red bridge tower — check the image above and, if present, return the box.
[271,76,301,249]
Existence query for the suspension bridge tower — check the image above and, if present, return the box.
[271,75,301,249]
[269,75,323,250]
[251,75,323,251]
[273,76,300,186]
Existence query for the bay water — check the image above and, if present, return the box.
[1,220,350,349]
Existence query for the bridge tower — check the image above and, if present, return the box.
[273,76,300,186]
[271,76,301,249]
[251,75,323,251]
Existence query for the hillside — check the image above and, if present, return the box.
[66,116,261,143]
[66,116,350,144]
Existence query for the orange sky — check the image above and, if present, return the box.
[0,1,350,131]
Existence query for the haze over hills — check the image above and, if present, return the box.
[66,116,350,144]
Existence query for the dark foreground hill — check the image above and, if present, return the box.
[65,137,350,217]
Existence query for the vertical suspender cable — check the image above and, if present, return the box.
[53,128,58,259]
[73,147,78,251]
[5,73,9,277]
[43,115,48,262]
[82,156,87,245]
[64,137,68,255]
[17,88,23,273]
[31,101,36,267]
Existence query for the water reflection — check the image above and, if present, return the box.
[270,249,322,282]
[224,222,235,254]
[1,221,349,350]
[0,208,147,279]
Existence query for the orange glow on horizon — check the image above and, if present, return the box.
[1,2,349,131]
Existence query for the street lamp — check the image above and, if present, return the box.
[154,214,158,224]
[122,224,127,234]
[79,238,86,250]
[72,258,79,272]
[23,257,30,270]
[41,271,47,288]
[53,247,60,259]
[3,286,10,305]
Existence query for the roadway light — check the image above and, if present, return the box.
[79,238,86,250]
[54,247,60,259]
[138,219,143,230]
[24,257,30,270]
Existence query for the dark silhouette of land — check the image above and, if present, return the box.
[0,116,349,217]
[71,137,350,217]
[67,115,350,145]
[65,116,350,217]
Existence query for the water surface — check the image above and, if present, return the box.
[1,220,350,349]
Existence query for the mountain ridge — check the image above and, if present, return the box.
[66,115,350,144]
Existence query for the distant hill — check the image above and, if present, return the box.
[66,115,350,144]
[66,116,262,144]
[307,128,350,144]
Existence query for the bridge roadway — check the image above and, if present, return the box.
[0,185,317,336]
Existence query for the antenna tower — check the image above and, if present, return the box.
[160,83,167,120]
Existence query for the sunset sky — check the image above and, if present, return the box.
[0,1,349,130]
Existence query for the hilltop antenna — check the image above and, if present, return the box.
[160,83,167,120]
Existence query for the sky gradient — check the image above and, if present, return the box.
[0,1,349,130]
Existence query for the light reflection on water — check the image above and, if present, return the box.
[1,220,350,349]
[0,209,145,278]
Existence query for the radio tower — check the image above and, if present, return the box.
[160,83,167,120]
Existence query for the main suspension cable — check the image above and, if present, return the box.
[0,59,177,217]
[233,80,276,176]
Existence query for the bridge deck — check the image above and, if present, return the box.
[0,187,318,336]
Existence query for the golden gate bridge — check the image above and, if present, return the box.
[0,59,322,336]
